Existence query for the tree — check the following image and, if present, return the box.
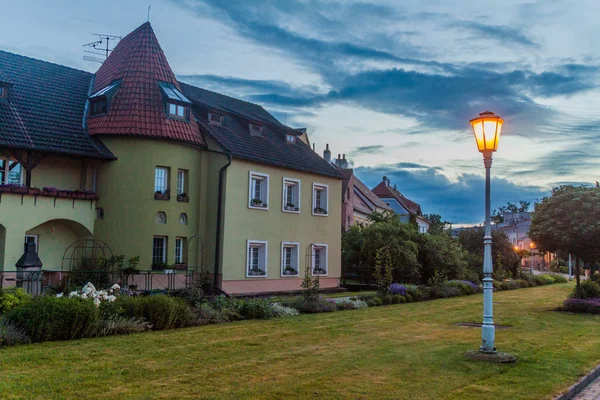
[415,232,468,284]
[529,185,600,297]
[491,201,531,224]
[423,213,452,235]
[458,228,521,280]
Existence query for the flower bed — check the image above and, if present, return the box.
[562,298,600,314]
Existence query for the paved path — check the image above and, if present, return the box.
[574,376,600,399]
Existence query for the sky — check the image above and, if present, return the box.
[1,0,599,224]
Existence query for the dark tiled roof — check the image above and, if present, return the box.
[87,22,205,146]
[180,82,342,179]
[0,51,113,159]
[372,181,423,215]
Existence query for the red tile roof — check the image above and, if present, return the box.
[87,22,204,146]
[372,181,423,216]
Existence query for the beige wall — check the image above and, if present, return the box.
[220,159,342,293]
[94,137,208,271]
[0,193,95,272]
[30,156,92,191]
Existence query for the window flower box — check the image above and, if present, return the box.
[10,185,28,194]
[285,203,299,212]
[248,268,266,276]
[251,198,267,208]
[152,262,168,271]
[0,184,17,193]
[28,187,42,196]
[155,190,170,201]
[177,193,189,202]
[71,191,88,200]
[85,192,99,200]
[283,267,298,276]
[312,267,327,275]
[42,187,58,196]
[58,190,72,198]
[313,207,327,215]
[173,263,187,271]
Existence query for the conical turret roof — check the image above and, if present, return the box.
[87,22,204,146]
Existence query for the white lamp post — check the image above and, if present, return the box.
[470,111,503,354]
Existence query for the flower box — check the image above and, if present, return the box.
[251,198,267,208]
[85,193,99,200]
[71,191,87,200]
[283,268,298,276]
[28,187,42,196]
[248,268,265,276]
[58,190,72,198]
[42,187,58,196]
[173,263,188,271]
[313,207,327,215]
[284,205,299,212]
[155,191,170,201]
[312,268,327,275]
[10,185,28,194]
[0,185,13,193]
[177,194,189,202]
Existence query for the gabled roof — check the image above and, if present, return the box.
[0,50,113,159]
[372,181,423,216]
[180,82,342,179]
[341,169,392,213]
[87,22,204,146]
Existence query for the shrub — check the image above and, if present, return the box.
[168,286,205,308]
[544,274,567,284]
[570,281,600,300]
[500,280,518,291]
[0,318,30,347]
[414,285,430,301]
[447,280,478,295]
[515,279,529,288]
[0,288,31,315]
[379,294,393,305]
[431,283,461,299]
[538,275,556,285]
[117,295,193,330]
[5,296,99,342]
[404,293,414,303]
[493,280,502,290]
[332,298,369,310]
[357,293,376,302]
[389,283,406,296]
[238,298,273,320]
[286,298,336,314]
[367,297,383,307]
[391,295,404,304]
[270,303,300,317]
[563,298,600,314]
[98,317,151,336]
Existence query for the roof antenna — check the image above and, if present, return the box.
[83,33,121,64]
[147,5,151,22]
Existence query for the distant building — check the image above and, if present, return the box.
[372,176,430,233]
[497,212,553,268]
[340,169,393,230]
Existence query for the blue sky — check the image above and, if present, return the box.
[2,0,599,224]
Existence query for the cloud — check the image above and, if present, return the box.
[354,163,549,224]
[349,145,384,156]
[451,21,539,48]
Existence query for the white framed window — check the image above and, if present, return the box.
[248,171,269,210]
[311,243,328,276]
[175,237,186,265]
[152,236,167,266]
[312,183,329,216]
[249,123,264,136]
[155,167,169,194]
[168,102,187,119]
[246,240,268,278]
[282,177,301,213]
[209,112,223,125]
[25,235,39,254]
[281,242,300,277]
[286,134,296,144]
[177,169,187,196]
[0,158,22,185]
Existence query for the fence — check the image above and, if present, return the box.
[1,269,200,294]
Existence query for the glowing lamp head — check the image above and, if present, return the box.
[514,246,519,251]
[469,111,503,153]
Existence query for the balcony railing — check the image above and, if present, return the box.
[0,184,98,200]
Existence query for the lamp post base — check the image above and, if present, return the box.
[465,350,516,363]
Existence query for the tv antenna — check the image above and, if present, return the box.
[82,33,121,64]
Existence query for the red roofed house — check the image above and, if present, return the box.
[0,22,343,295]
[372,176,430,233]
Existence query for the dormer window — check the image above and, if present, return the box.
[286,134,296,144]
[249,123,263,136]
[158,81,191,121]
[0,85,7,100]
[88,80,121,116]
[209,112,223,125]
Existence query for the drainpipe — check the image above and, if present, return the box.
[202,148,232,289]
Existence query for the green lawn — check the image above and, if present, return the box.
[1,284,599,399]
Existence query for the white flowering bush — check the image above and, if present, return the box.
[270,303,300,317]
[59,282,120,307]
[332,297,369,310]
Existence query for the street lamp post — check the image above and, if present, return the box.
[470,111,503,355]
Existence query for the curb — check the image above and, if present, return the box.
[555,364,600,400]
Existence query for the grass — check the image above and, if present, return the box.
[1,283,599,399]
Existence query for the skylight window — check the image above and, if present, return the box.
[286,134,296,144]
[209,112,223,125]
[0,82,10,100]
[249,123,263,136]
[159,81,191,121]
[88,80,121,116]
[158,81,191,103]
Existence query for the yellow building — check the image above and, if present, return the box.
[0,22,342,294]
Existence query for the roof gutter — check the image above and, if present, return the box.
[202,147,232,289]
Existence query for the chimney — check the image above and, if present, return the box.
[387,178,391,187]
[394,184,397,190]
[382,176,387,185]
[312,143,315,152]
[323,144,331,162]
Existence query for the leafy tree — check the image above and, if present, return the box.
[415,232,469,284]
[529,185,600,297]
[457,228,521,280]
[423,213,452,235]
